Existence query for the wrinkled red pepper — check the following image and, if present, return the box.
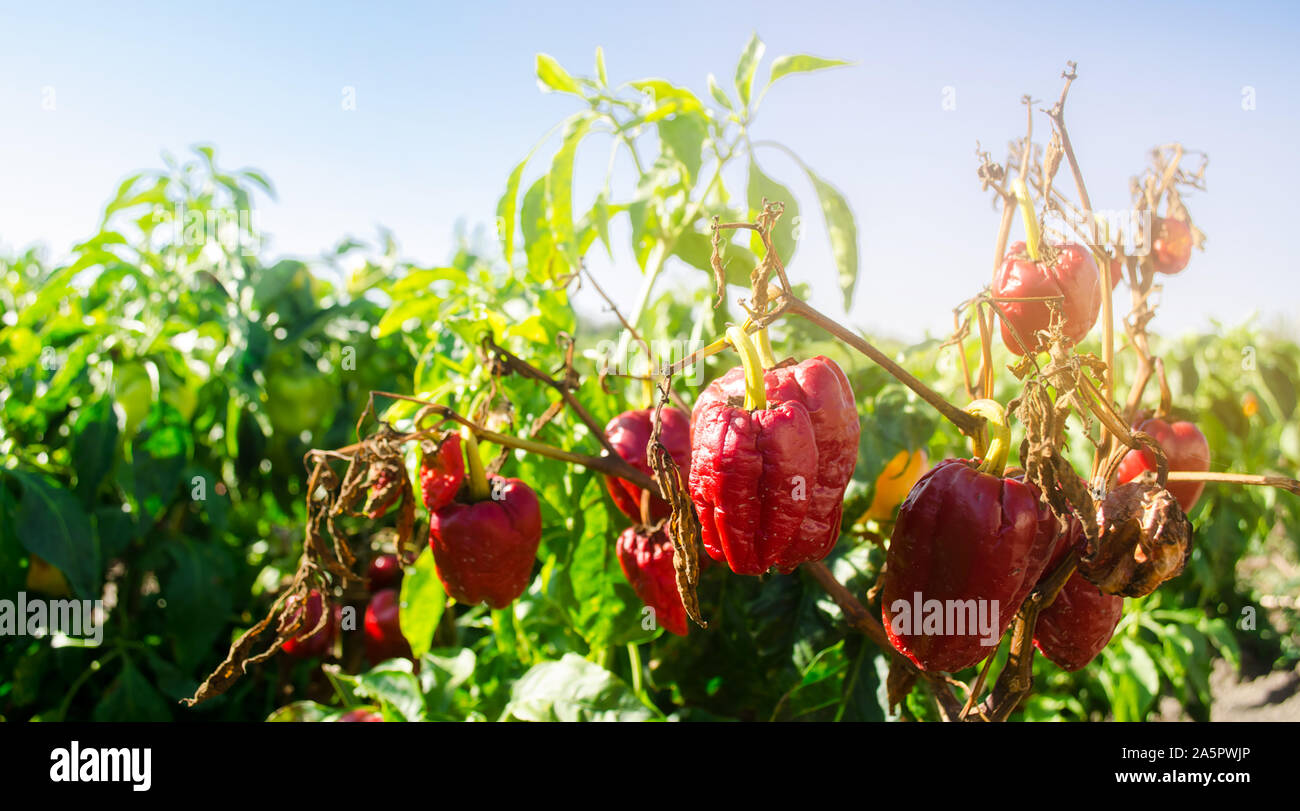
[616,525,688,636]
[992,240,1101,355]
[420,433,466,512]
[1032,517,1124,671]
[691,332,858,573]
[880,402,1059,672]
[427,429,542,609]
[689,327,823,576]
[604,407,691,522]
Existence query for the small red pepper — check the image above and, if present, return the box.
[363,587,414,665]
[1151,216,1193,275]
[692,332,858,572]
[420,433,466,512]
[604,407,691,522]
[616,525,688,636]
[880,401,1059,672]
[366,553,403,593]
[1117,417,1210,513]
[1032,517,1124,671]
[281,589,338,659]
[427,429,542,609]
[690,327,821,576]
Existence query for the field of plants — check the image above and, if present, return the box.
[2,35,1298,725]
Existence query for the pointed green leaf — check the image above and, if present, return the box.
[746,156,800,265]
[497,158,529,267]
[734,33,765,109]
[506,654,653,722]
[595,46,608,86]
[768,54,852,88]
[546,114,595,274]
[399,547,445,661]
[708,72,734,110]
[535,53,580,94]
[9,470,99,599]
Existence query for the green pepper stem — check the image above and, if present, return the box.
[756,327,778,369]
[726,325,766,411]
[461,425,491,502]
[1012,178,1042,262]
[964,399,1010,477]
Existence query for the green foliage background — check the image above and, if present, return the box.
[2,37,1296,722]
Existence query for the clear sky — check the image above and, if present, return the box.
[2,0,1298,341]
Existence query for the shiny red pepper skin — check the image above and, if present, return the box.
[427,478,542,609]
[616,526,688,636]
[880,459,1059,672]
[992,241,1101,355]
[364,587,414,665]
[604,407,691,522]
[1117,417,1210,513]
[692,356,859,571]
[690,398,819,575]
[281,589,338,659]
[420,434,466,512]
[1033,518,1124,671]
[366,554,403,593]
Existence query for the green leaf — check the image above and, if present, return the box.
[708,72,734,111]
[808,169,860,310]
[672,231,759,288]
[9,470,99,599]
[339,662,426,722]
[399,547,445,660]
[546,114,595,275]
[71,398,119,505]
[595,46,608,86]
[506,653,654,721]
[746,156,800,265]
[767,55,852,88]
[497,158,529,267]
[734,32,765,110]
[535,53,580,94]
[658,110,708,185]
[267,701,335,722]
[93,658,172,722]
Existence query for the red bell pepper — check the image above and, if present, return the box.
[280,589,338,659]
[1032,517,1124,671]
[993,240,1101,355]
[363,587,414,665]
[689,327,822,576]
[692,335,858,572]
[880,401,1059,672]
[604,407,691,522]
[427,429,542,609]
[616,525,688,636]
[1117,417,1210,512]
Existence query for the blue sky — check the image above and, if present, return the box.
[2,0,1298,340]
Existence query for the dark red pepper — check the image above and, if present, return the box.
[1032,517,1124,671]
[992,240,1101,355]
[364,587,414,665]
[366,553,403,593]
[692,335,858,572]
[281,589,338,659]
[880,402,1059,672]
[616,525,688,636]
[604,407,691,522]
[1117,417,1210,513]
[689,327,822,576]
[428,429,542,608]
